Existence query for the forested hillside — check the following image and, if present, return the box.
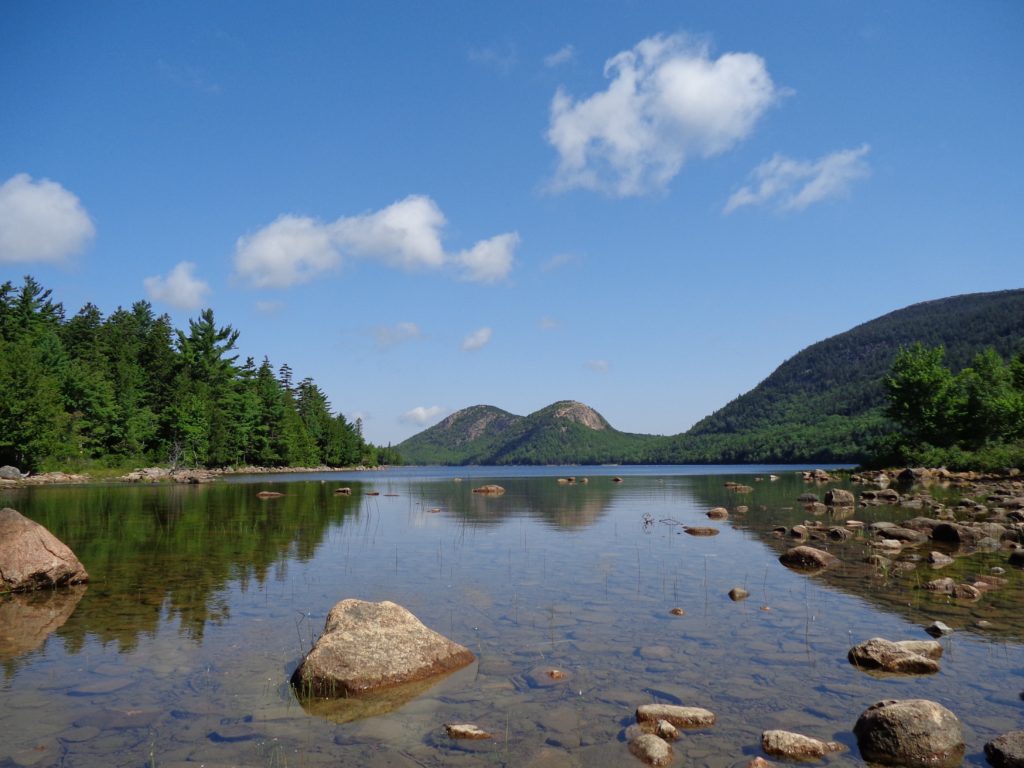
[398,400,660,465]
[651,289,1024,463]
[0,276,395,471]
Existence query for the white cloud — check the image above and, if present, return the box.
[456,232,518,283]
[333,195,446,270]
[233,196,518,287]
[234,214,340,288]
[546,34,780,196]
[539,316,559,330]
[724,144,871,213]
[0,173,95,264]
[462,326,493,352]
[544,44,575,68]
[401,405,445,425]
[144,261,210,310]
[586,359,610,373]
[373,321,422,348]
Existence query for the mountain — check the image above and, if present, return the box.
[651,288,1024,463]
[399,289,1024,466]
[397,400,661,465]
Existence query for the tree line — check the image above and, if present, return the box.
[0,276,399,471]
[878,343,1024,469]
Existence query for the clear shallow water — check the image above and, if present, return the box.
[1,466,1021,768]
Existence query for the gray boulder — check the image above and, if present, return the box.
[291,599,474,697]
[854,699,965,767]
[761,730,846,759]
[825,488,855,506]
[636,704,715,728]
[0,508,89,592]
[0,465,23,480]
[985,731,1024,768]
[779,545,840,571]
[848,638,942,674]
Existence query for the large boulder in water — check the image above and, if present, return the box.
[779,545,840,571]
[854,699,964,767]
[848,638,942,674]
[985,731,1024,768]
[0,508,89,592]
[291,599,474,698]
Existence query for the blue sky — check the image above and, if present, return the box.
[1,1,1022,446]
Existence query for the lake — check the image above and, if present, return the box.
[1,466,1021,768]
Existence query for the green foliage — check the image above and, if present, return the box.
[651,288,1024,464]
[0,276,395,472]
[877,342,1024,469]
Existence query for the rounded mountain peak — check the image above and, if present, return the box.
[545,400,610,431]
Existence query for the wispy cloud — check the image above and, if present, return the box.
[541,252,578,272]
[724,144,871,213]
[546,33,781,196]
[469,43,518,74]
[401,405,445,425]
[544,44,575,68]
[373,321,423,348]
[233,195,518,288]
[157,59,222,94]
[144,261,210,310]
[255,300,285,313]
[539,316,559,331]
[462,327,493,352]
[586,359,610,373]
[0,173,95,264]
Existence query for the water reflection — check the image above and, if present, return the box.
[0,471,1021,768]
[0,585,86,669]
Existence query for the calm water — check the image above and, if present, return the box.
[1,466,1021,768]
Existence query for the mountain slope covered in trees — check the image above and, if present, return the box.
[397,400,661,465]
[651,288,1024,463]
[0,276,395,471]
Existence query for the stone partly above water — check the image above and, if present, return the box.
[985,731,1024,768]
[291,599,475,699]
[636,704,716,728]
[854,699,965,768]
[848,638,942,675]
[0,508,89,592]
[778,545,839,571]
[761,729,846,759]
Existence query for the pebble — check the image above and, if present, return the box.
[925,621,953,637]
[445,723,492,740]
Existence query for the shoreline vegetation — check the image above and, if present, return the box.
[0,463,383,487]
[2,276,1020,475]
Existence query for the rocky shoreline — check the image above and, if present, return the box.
[0,463,382,488]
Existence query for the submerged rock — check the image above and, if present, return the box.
[472,484,505,495]
[707,507,729,520]
[684,526,720,537]
[728,587,750,601]
[848,638,942,674]
[854,699,965,768]
[291,599,474,698]
[761,729,846,759]
[0,508,89,592]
